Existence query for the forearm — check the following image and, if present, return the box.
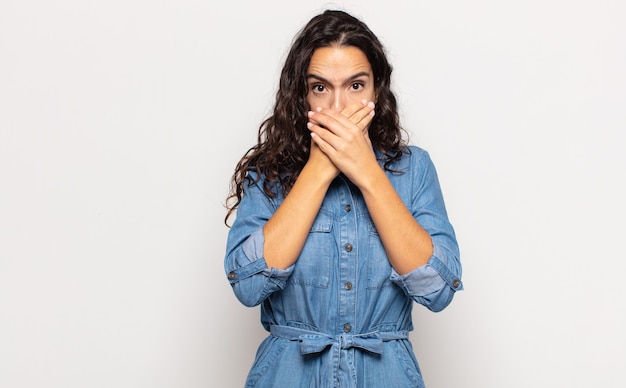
[263,162,334,269]
[359,166,434,275]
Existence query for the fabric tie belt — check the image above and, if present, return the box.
[270,325,409,355]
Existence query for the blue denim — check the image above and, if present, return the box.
[225,146,462,387]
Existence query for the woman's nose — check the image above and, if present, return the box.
[331,92,346,112]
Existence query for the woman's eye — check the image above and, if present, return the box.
[312,84,325,93]
[351,82,363,91]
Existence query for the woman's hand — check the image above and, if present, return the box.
[307,100,377,187]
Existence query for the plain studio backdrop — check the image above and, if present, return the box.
[1,0,624,387]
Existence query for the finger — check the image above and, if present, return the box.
[308,109,349,136]
[343,101,375,132]
[307,120,335,144]
[353,106,375,132]
[309,127,337,156]
[308,118,352,156]
[340,103,363,120]
[347,100,375,125]
[338,101,374,127]
[306,108,331,129]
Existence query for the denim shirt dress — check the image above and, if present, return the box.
[225,146,463,388]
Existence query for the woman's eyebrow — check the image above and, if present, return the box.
[306,72,371,86]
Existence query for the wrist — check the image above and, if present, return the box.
[304,152,339,183]
[354,162,387,195]
[302,159,337,187]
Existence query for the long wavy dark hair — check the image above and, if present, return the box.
[225,10,407,225]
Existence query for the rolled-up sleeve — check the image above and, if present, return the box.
[224,175,293,307]
[390,148,463,312]
[390,244,463,312]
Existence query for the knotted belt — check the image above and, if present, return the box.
[270,325,409,355]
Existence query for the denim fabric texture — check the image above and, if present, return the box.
[225,146,463,387]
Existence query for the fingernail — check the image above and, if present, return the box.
[368,101,375,109]
[316,107,322,112]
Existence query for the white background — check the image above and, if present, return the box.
[1,0,624,387]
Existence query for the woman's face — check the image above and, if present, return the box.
[306,46,376,112]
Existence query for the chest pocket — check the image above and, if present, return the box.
[288,209,334,288]
[366,218,394,289]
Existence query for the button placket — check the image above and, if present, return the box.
[336,178,357,337]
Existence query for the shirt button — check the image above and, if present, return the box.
[344,282,352,290]
[343,324,352,333]
[345,243,353,252]
[452,279,461,288]
[345,204,351,212]
[227,271,236,280]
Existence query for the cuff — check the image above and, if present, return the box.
[390,245,463,296]
[230,228,293,285]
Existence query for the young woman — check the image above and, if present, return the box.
[225,10,462,387]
